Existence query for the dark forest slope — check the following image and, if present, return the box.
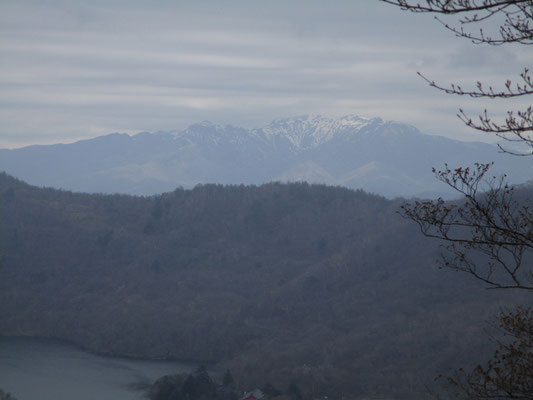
[0,173,524,398]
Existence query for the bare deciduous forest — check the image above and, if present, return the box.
[0,173,530,398]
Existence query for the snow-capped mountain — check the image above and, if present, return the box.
[257,115,378,150]
[257,115,423,151]
[0,115,530,198]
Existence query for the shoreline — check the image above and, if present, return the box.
[0,334,218,366]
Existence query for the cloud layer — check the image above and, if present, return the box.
[0,0,528,147]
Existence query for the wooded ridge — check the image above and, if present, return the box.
[0,173,527,399]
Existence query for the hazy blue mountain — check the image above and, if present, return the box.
[1,115,530,198]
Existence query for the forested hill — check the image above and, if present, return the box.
[0,173,523,398]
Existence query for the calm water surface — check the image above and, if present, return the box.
[0,336,196,400]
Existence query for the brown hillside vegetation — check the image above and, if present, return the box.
[0,172,527,399]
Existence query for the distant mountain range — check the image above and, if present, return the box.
[1,115,530,198]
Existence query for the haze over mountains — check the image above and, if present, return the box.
[1,115,530,198]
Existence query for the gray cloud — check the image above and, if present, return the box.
[0,0,525,147]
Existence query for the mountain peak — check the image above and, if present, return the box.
[174,120,260,147]
[259,114,381,150]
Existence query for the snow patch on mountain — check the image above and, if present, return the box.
[258,114,380,150]
[173,121,262,146]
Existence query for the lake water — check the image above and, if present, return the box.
[0,336,197,400]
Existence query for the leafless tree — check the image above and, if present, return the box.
[381,0,533,155]
[380,1,533,398]
[380,0,533,45]
[436,307,533,399]
[402,163,533,291]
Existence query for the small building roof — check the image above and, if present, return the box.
[240,389,265,400]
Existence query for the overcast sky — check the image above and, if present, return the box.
[0,0,528,148]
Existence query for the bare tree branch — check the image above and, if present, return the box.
[436,307,533,399]
[380,0,533,45]
[382,1,533,398]
[380,0,533,152]
[401,163,533,290]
